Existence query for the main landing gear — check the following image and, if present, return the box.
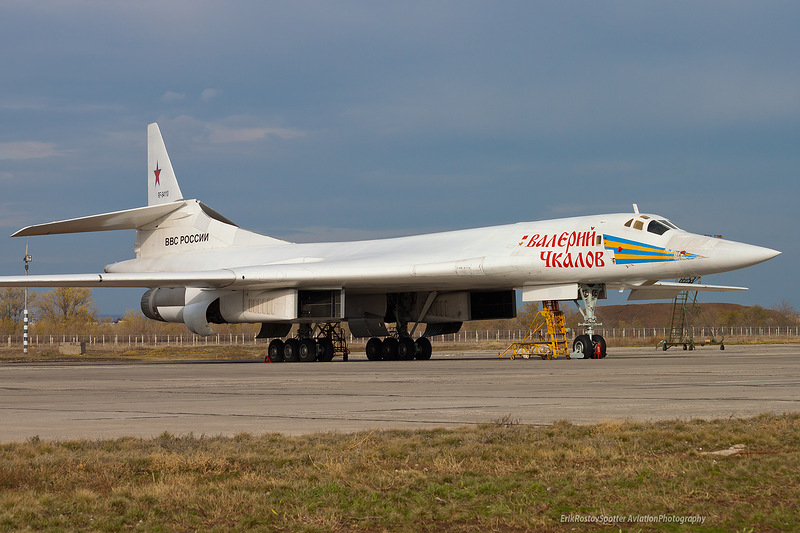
[572,284,607,359]
[265,323,347,363]
[365,336,432,361]
[263,320,435,363]
[363,294,435,361]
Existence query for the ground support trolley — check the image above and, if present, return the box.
[499,301,571,360]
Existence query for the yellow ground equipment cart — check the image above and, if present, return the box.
[499,301,571,360]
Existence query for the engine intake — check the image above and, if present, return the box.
[141,288,185,322]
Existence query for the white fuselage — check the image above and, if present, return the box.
[106,212,777,294]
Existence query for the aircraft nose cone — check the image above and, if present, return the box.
[716,240,780,269]
[750,245,781,264]
[669,234,780,274]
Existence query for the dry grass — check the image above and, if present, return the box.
[0,344,263,363]
[1,414,798,531]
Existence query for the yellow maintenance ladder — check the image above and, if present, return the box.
[499,300,571,360]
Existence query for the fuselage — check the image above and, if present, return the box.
[106,212,778,293]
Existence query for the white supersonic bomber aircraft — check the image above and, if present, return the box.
[0,124,780,361]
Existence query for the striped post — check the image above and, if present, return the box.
[23,308,28,354]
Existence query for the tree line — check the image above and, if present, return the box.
[0,288,257,338]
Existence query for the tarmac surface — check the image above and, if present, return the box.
[1,344,798,442]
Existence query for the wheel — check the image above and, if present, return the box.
[662,343,668,351]
[298,338,317,362]
[683,344,688,350]
[365,337,383,361]
[267,339,284,362]
[720,344,725,351]
[283,338,300,362]
[591,334,607,358]
[317,338,335,362]
[573,335,592,359]
[382,337,399,360]
[414,337,432,360]
[689,343,694,351]
[397,337,415,360]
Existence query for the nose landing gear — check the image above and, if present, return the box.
[572,284,607,359]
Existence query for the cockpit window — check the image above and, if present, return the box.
[660,219,678,230]
[647,220,671,235]
[626,215,681,233]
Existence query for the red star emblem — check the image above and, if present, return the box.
[154,162,161,186]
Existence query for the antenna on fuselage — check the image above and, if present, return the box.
[633,203,640,215]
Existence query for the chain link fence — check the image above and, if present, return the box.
[6,325,800,349]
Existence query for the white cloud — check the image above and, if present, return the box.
[161,91,186,103]
[0,142,67,160]
[201,88,222,102]
[154,116,307,146]
[207,126,305,144]
[280,226,414,243]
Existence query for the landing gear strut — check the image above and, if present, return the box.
[360,292,433,362]
[572,284,607,359]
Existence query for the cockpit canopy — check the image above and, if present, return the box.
[623,215,680,236]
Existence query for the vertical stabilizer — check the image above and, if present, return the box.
[147,123,184,206]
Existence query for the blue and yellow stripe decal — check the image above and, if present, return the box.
[603,235,703,265]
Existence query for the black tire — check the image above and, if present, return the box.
[414,337,432,360]
[284,338,300,362]
[573,334,592,359]
[267,339,284,362]
[720,344,725,351]
[382,337,399,361]
[365,338,383,361]
[591,334,607,359]
[299,338,317,362]
[317,338,335,362]
[397,337,415,360]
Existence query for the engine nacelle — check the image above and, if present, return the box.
[140,287,218,336]
[218,289,298,322]
[140,288,344,336]
[141,288,186,322]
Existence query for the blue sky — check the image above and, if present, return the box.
[0,1,796,316]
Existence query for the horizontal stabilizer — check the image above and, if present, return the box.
[625,281,747,301]
[12,201,185,237]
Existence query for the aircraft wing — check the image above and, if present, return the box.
[0,271,237,288]
[619,281,748,301]
[0,257,491,292]
[0,266,752,296]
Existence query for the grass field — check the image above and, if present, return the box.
[1,414,797,532]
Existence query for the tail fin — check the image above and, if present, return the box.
[147,123,183,206]
[13,122,290,255]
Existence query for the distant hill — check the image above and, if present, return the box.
[590,302,794,329]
